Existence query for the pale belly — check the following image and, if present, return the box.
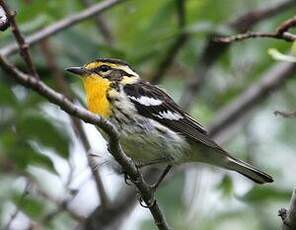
[111,117,190,164]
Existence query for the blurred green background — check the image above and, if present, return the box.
[0,0,296,229]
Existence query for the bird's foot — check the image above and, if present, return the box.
[136,192,156,208]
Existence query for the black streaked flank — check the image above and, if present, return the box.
[122,80,222,149]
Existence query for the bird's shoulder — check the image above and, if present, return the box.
[123,80,220,149]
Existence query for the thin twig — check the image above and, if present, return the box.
[41,190,82,224]
[0,1,39,78]
[179,0,296,110]
[215,16,296,43]
[4,181,31,230]
[0,55,170,230]
[0,0,126,57]
[150,0,187,84]
[279,188,296,230]
[35,183,84,223]
[274,110,296,118]
[80,0,113,45]
[39,39,109,208]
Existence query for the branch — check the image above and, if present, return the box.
[0,1,39,78]
[39,39,109,208]
[4,181,31,230]
[274,110,296,118]
[208,62,296,139]
[215,16,296,43]
[150,0,188,84]
[179,0,296,110]
[34,180,84,223]
[0,0,125,57]
[0,55,170,230]
[279,188,296,230]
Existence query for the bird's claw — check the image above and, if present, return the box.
[124,172,132,185]
[136,192,156,208]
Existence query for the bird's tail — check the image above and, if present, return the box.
[225,157,273,184]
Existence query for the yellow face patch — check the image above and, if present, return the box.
[82,75,111,117]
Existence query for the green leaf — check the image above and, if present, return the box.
[268,48,296,63]
[12,193,45,219]
[0,84,17,106]
[240,187,291,203]
[17,114,70,158]
[217,175,233,196]
[291,41,296,56]
[1,131,54,171]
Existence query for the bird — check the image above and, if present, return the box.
[66,58,273,187]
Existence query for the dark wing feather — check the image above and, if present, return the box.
[123,81,221,149]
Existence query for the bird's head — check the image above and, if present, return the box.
[66,58,139,86]
[66,58,139,117]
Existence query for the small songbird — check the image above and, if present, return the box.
[66,58,273,186]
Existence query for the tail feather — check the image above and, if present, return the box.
[226,157,273,184]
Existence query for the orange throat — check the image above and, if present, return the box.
[83,76,111,117]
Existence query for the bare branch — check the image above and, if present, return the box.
[80,0,114,45]
[215,31,296,43]
[150,0,188,84]
[274,110,296,118]
[0,55,170,230]
[215,16,296,43]
[279,188,296,230]
[208,62,296,139]
[35,182,84,223]
[0,1,39,78]
[0,0,125,57]
[277,16,296,35]
[39,39,109,208]
[180,0,296,110]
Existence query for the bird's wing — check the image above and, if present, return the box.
[123,81,221,149]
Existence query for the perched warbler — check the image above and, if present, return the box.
[66,58,273,185]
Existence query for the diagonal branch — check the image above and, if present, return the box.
[0,1,39,78]
[80,0,114,45]
[150,0,188,84]
[0,0,126,57]
[208,62,296,139]
[0,55,170,230]
[39,39,109,208]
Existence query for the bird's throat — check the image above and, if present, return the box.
[83,76,111,117]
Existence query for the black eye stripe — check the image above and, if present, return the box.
[92,65,111,73]
[98,65,111,72]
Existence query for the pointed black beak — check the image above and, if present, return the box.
[65,66,88,76]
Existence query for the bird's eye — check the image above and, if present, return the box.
[99,65,111,72]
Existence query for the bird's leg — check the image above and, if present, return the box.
[151,165,172,190]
